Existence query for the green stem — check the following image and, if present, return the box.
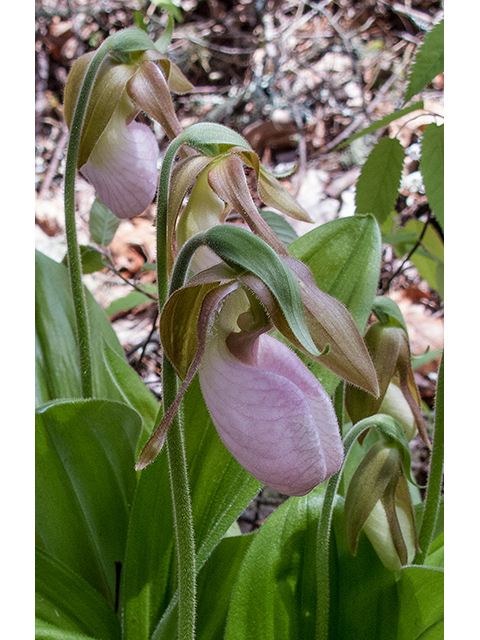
[316,414,407,640]
[414,352,444,564]
[162,356,197,640]
[156,147,199,640]
[64,38,116,398]
[156,134,188,309]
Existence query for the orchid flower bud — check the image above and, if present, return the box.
[64,43,193,219]
[344,440,419,571]
[345,320,428,444]
[378,380,417,442]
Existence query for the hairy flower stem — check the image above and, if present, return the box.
[64,40,113,397]
[315,415,398,639]
[162,357,197,640]
[65,29,159,397]
[156,162,202,640]
[414,352,444,564]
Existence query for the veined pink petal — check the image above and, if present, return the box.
[199,331,343,496]
[81,119,159,219]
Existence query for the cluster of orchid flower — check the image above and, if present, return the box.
[64,27,428,570]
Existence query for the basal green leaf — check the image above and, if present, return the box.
[36,399,142,608]
[396,566,444,640]
[35,548,120,639]
[122,377,261,639]
[89,197,121,246]
[35,250,125,405]
[405,20,444,103]
[225,489,323,640]
[35,619,100,640]
[101,339,160,446]
[420,123,444,231]
[355,137,405,224]
[196,533,256,640]
[328,497,400,639]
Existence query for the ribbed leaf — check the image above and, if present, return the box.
[355,137,405,223]
[122,377,261,639]
[36,399,142,608]
[101,339,159,445]
[35,250,125,405]
[35,548,120,639]
[35,619,99,640]
[396,566,444,640]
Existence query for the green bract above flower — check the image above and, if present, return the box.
[64,44,193,218]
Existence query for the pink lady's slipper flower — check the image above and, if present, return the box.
[80,97,160,219]
[64,45,193,218]
[198,313,343,496]
[135,259,378,494]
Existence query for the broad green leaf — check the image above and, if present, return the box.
[89,197,121,246]
[396,566,444,640]
[224,489,405,640]
[196,533,256,640]
[424,532,444,568]
[35,548,120,639]
[36,399,142,608]
[225,489,323,640]
[122,376,261,639]
[260,209,299,245]
[355,137,405,224]
[337,101,424,149]
[35,250,124,405]
[148,533,255,640]
[101,339,159,445]
[328,498,401,639]
[405,20,444,103]
[420,123,444,231]
[289,215,381,393]
[35,619,99,640]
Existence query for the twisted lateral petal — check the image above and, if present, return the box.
[81,119,159,219]
[199,331,343,496]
